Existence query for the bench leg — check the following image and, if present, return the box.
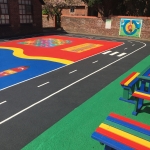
[119,88,135,104]
[132,98,143,116]
[105,145,114,150]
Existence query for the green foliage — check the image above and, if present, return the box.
[42,9,49,15]
[82,0,150,17]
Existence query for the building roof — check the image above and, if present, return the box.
[39,0,45,5]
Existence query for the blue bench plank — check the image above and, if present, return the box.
[92,132,134,150]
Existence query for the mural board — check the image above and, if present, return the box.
[119,18,142,37]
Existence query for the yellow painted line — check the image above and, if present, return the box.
[124,72,140,86]
[62,43,102,53]
[0,46,73,65]
[134,91,150,97]
[100,123,150,148]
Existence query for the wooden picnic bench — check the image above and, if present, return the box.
[120,72,140,104]
[91,112,150,150]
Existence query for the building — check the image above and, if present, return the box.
[61,2,88,16]
[0,0,44,38]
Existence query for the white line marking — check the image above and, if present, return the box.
[124,48,128,50]
[69,70,77,74]
[92,60,98,64]
[102,51,112,54]
[0,41,146,125]
[37,82,49,87]
[0,101,7,105]
[109,52,119,56]
[128,41,132,43]
[117,53,127,57]
[132,44,135,46]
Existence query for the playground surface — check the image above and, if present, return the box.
[0,33,150,150]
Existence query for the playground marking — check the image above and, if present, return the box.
[92,60,98,64]
[102,51,112,54]
[37,82,50,87]
[0,40,146,125]
[117,53,127,57]
[0,38,124,91]
[0,101,7,105]
[109,52,119,56]
[69,70,77,74]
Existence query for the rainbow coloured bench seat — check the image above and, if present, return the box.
[120,72,140,104]
[131,90,150,115]
[91,113,150,150]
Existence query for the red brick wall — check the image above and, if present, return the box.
[0,0,43,38]
[61,15,150,40]
[42,15,56,28]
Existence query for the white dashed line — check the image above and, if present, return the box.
[102,51,112,54]
[69,70,77,74]
[0,101,7,105]
[124,48,128,50]
[109,52,119,56]
[92,60,98,64]
[132,44,135,46]
[117,53,127,57]
[37,82,49,87]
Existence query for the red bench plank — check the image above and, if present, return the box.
[110,112,150,131]
[120,72,137,85]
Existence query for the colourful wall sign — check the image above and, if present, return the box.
[119,18,142,37]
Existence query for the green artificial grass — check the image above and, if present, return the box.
[22,55,150,150]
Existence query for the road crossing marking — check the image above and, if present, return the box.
[102,51,112,54]
[69,70,77,74]
[0,101,7,105]
[117,53,127,57]
[37,82,49,87]
[109,52,119,56]
[92,60,98,64]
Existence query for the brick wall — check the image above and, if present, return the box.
[61,15,150,40]
[0,0,43,38]
[42,15,56,28]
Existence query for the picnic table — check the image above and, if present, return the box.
[120,65,150,115]
[132,65,150,115]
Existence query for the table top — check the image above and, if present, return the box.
[138,66,150,81]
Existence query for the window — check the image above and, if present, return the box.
[0,0,9,24]
[70,8,74,13]
[18,0,33,23]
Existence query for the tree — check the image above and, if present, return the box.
[83,0,150,17]
[43,0,82,27]
[82,0,121,17]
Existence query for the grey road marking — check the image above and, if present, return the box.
[102,51,112,54]
[117,53,127,57]
[92,60,98,64]
[109,52,119,56]
[0,101,7,105]
[37,82,50,87]
[69,70,77,74]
